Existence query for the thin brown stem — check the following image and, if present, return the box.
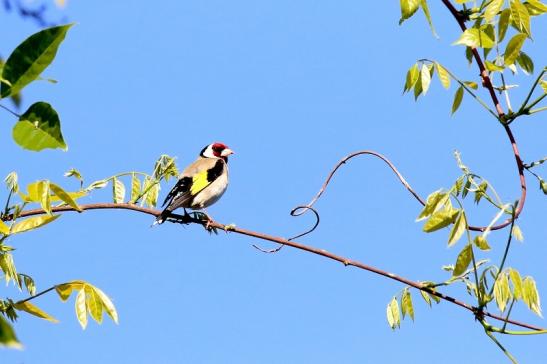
[8,202,544,332]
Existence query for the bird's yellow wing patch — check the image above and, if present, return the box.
[190,170,211,195]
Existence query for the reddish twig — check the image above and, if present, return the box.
[8,203,544,332]
[440,0,527,232]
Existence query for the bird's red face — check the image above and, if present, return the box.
[201,142,234,160]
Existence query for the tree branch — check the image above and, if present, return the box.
[441,0,527,232]
[8,202,544,332]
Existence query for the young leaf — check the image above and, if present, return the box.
[485,60,505,72]
[130,173,141,203]
[416,190,448,221]
[510,0,531,36]
[498,8,511,42]
[49,183,82,211]
[419,0,438,37]
[0,220,10,235]
[387,297,400,329]
[512,225,524,241]
[0,24,73,98]
[75,288,88,329]
[144,181,159,208]
[473,235,491,250]
[452,244,473,277]
[112,177,126,203]
[86,179,109,191]
[522,276,542,317]
[14,301,58,323]
[423,209,459,232]
[64,168,83,187]
[401,289,415,321]
[0,315,21,349]
[453,27,495,48]
[0,253,21,288]
[10,215,59,234]
[93,286,119,324]
[493,273,512,312]
[85,285,103,324]
[420,64,432,95]
[55,280,84,301]
[22,275,36,296]
[13,102,67,151]
[4,172,19,193]
[435,62,451,89]
[508,268,523,300]
[447,211,467,247]
[516,51,534,74]
[404,63,420,93]
[419,290,432,306]
[526,0,547,12]
[451,86,464,114]
[504,33,527,65]
[399,0,420,24]
[484,0,504,23]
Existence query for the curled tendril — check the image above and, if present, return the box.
[287,205,320,241]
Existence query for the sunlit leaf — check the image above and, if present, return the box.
[0,220,9,235]
[420,64,432,95]
[49,183,82,211]
[453,27,495,48]
[516,51,534,74]
[419,0,437,37]
[14,300,58,323]
[93,286,118,324]
[86,179,108,191]
[416,190,448,221]
[522,276,542,317]
[485,60,505,72]
[13,102,67,151]
[526,0,547,12]
[75,288,88,329]
[0,315,21,349]
[64,168,83,186]
[55,280,84,301]
[512,225,524,241]
[451,86,464,114]
[508,268,523,300]
[401,289,415,321]
[387,297,400,329]
[435,62,451,89]
[473,235,491,250]
[453,244,473,277]
[112,177,125,204]
[130,173,142,203]
[85,285,103,324]
[404,63,420,93]
[11,215,59,234]
[484,0,504,22]
[4,172,19,193]
[504,33,527,65]
[0,24,73,98]
[420,289,432,306]
[448,211,467,247]
[494,273,512,312]
[423,209,459,232]
[510,0,531,36]
[399,0,420,24]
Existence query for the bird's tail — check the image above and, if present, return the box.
[152,208,171,226]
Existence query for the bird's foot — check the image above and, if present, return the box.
[191,211,218,234]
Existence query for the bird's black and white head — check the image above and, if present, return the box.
[200,142,234,162]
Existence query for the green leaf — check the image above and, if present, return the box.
[485,60,505,72]
[13,102,67,151]
[86,179,109,191]
[75,288,88,329]
[4,171,19,193]
[49,183,82,211]
[93,286,118,324]
[416,190,448,221]
[484,0,504,22]
[516,51,534,74]
[435,62,451,89]
[510,0,531,36]
[401,289,415,321]
[25,180,51,214]
[448,212,467,247]
[387,297,400,329]
[504,33,527,65]
[14,300,58,323]
[474,235,491,250]
[0,24,73,98]
[453,27,495,48]
[522,276,542,317]
[419,289,432,306]
[413,70,423,100]
[526,0,547,12]
[404,63,420,93]
[0,315,21,349]
[130,173,141,203]
[419,0,438,37]
[451,86,464,114]
[541,80,547,94]
[64,168,83,186]
[464,81,478,90]
[22,275,36,296]
[474,181,488,204]
[0,220,10,235]
[423,208,459,232]
[512,225,524,241]
[541,179,547,194]
[143,179,159,208]
[420,64,432,95]
[494,273,512,312]
[498,8,511,42]
[55,281,84,301]
[508,268,523,300]
[112,177,125,204]
[452,244,473,277]
[399,0,420,24]
[85,285,103,324]
[0,253,21,288]
[11,215,59,234]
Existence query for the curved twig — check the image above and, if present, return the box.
[6,203,544,332]
[441,0,527,232]
[287,205,320,241]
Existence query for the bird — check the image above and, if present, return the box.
[154,142,234,225]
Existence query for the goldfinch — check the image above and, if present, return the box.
[155,142,234,224]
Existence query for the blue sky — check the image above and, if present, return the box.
[1,1,546,363]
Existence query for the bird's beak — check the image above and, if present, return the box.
[221,148,234,157]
